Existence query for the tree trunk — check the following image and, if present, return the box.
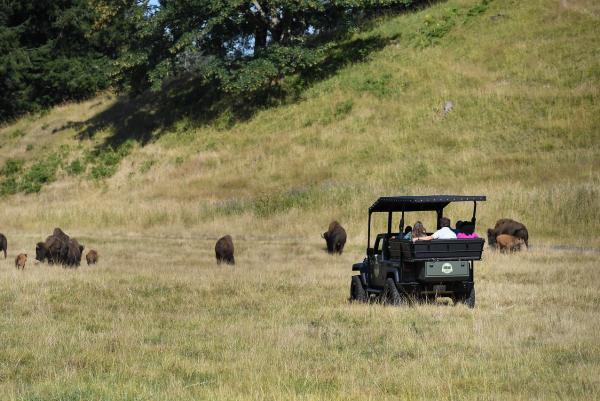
[254,25,268,50]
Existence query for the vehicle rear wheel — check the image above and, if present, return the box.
[382,278,403,305]
[464,286,475,308]
[350,276,367,303]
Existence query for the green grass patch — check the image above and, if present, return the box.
[87,140,135,180]
[65,159,85,176]
[1,159,25,176]
[19,154,62,193]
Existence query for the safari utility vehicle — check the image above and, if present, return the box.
[350,195,486,308]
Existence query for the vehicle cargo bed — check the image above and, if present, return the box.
[389,238,484,261]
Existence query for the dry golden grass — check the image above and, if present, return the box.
[0,234,598,400]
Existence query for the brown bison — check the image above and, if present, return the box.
[0,233,6,258]
[495,234,525,253]
[15,253,27,270]
[487,218,528,249]
[65,238,84,267]
[36,228,84,267]
[86,249,99,265]
[322,221,347,254]
[36,228,68,264]
[215,235,235,265]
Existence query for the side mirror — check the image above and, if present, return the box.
[367,248,374,257]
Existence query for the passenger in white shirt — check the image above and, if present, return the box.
[413,217,457,242]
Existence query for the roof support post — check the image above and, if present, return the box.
[387,212,392,235]
[436,209,443,230]
[399,210,405,233]
[367,212,372,249]
[472,201,477,225]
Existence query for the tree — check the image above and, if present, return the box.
[120,0,414,95]
[0,0,147,121]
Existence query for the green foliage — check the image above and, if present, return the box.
[414,9,458,48]
[1,159,24,176]
[334,100,354,117]
[88,141,134,180]
[466,0,490,17]
[412,1,490,48]
[354,73,394,97]
[0,158,23,195]
[19,154,61,193]
[0,0,145,121]
[10,129,26,139]
[0,139,135,192]
[118,0,417,96]
[0,177,19,196]
[66,159,85,176]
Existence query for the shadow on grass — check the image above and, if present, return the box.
[56,33,396,150]
[64,1,452,150]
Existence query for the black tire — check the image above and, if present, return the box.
[382,278,403,305]
[464,286,475,308]
[350,276,367,303]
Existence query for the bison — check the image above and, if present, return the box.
[487,218,528,249]
[65,238,84,267]
[86,249,99,265]
[495,234,525,253]
[36,236,63,264]
[36,228,84,267]
[322,221,347,255]
[0,233,6,258]
[215,235,235,265]
[15,253,27,270]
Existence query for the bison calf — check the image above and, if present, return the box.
[215,235,235,265]
[0,233,6,258]
[495,234,525,253]
[322,221,347,255]
[86,249,99,265]
[15,253,27,270]
[487,218,529,249]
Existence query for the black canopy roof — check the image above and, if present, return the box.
[369,195,486,213]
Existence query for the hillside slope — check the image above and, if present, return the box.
[0,0,598,245]
[0,2,599,400]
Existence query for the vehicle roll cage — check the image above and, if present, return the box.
[366,195,486,250]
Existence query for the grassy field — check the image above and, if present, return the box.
[0,236,599,400]
[0,0,599,399]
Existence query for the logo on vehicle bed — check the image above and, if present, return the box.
[441,263,453,274]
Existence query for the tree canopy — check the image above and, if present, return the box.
[123,0,414,93]
[0,0,144,121]
[1,0,415,122]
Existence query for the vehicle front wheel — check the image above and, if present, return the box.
[350,276,367,303]
[464,286,475,308]
[382,278,403,306]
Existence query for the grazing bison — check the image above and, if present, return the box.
[36,228,84,267]
[0,233,6,258]
[322,221,347,255]
[487,218,529,249]
[215,235,235,265]
[15,253,27,270]
[495,234,525,253]
[65,238,84,267]
[36,237,62,264]
[86,249,99,265]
